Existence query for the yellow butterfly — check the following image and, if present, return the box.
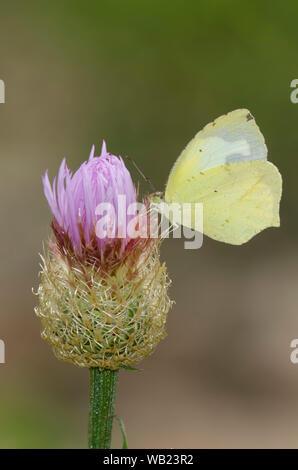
[155,109,282,245]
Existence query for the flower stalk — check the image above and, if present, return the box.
[88,368,119,449]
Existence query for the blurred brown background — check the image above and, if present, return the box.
[0,0,298,448]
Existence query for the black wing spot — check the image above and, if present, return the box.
[246,112,254,121]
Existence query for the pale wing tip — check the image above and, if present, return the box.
[223,108,254,120]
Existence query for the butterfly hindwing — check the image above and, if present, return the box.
[166,160,281,244]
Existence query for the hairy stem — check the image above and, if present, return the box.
[88,368,119,449]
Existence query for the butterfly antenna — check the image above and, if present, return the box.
[124,156,156,193]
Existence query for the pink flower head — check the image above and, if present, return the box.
[42,142,138,260]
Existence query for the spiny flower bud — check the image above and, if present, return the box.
[35,142,172,370]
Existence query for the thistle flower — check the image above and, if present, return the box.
[42,142,137,256]
[35,142,172,371]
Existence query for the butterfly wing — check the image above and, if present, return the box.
[164,109,282,244]
[166,160,282,244]
[165,109,267,202]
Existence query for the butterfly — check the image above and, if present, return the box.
[153,109,282,245]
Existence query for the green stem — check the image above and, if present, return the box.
[88,368,119,449]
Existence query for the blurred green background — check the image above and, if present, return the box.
[1,0,298,448]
